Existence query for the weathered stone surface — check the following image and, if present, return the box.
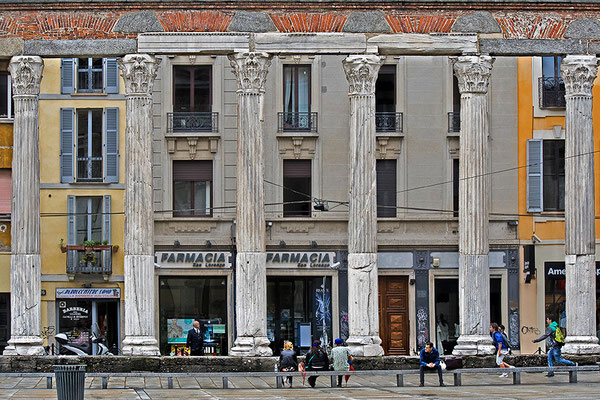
[565,18,600,39]
[113,11,164,33]
[0,38,24,57]
[255,33,367,54]
[342,11,391,33]
[369,34,477,55]
[25,39,137,57]
[228,11,276,33]
[452,11,501,33]
[479,39,587,55]
[138,33,250,54]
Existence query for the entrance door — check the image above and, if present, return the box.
[378,276,409,355]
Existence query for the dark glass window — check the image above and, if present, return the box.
[543,140,565,211]
[173,66,212,112]
[283,65,311,114]
[540,57,565,108]
[173,160,212,217]
[376,159,397,217]
[376,65,396,113]
[76,109,103,181]
[453,159,459,217]
[452,76,461,114]
[75,196,103,244]
[0,72,12,118]
[283,160,311,217]
[77,58,103,92]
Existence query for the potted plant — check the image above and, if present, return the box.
[80,251,97,266]
[112,244,119,253]
[59,239,67,253]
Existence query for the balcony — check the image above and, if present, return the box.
[375,112,403,133]
[448,112,460,134]
[65,246,113,278]
[76,156,102,182]
[538,77,566,109]
[167,112,219,133]
[277,112,318,133]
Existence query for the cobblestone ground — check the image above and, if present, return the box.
[0,372,599,399]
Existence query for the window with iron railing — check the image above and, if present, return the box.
[376,65,403,133]
[281,65,315,132]
[539,56,565,109]
[172,65,215,133]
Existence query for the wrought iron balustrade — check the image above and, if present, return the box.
[375,112,403,133]
[76,156,103,182]
[66,248,112,275]
[448,112,461,133]
[538,77,566,108]
[167,112,219,133]
[277,112,318,133]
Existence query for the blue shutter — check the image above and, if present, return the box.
[60,108,75,183]
[104,58,119,94]
[102,195,111,244]
[61,58,75,94]
[527,139,543,212]
[104,108,119,183]
[67,195,78,272]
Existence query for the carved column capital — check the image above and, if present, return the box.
[228,52,272,94]
[561,55,599,98]
[8,56,43,97]
[342,54,385,96]
[451,55,494,94]
[118,54,161,96]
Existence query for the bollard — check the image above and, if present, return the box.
[331,374,336,388]
[512,371,521,385]
[54,365,86,400]
[569,370,577,383]
[396,374,403,387]
[222,376,229,389]
[453,372,461,386]
[102,377,107,389]
[46,376,52,389]
[168,377,173,389]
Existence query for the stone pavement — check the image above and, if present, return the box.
[0,371,599,399]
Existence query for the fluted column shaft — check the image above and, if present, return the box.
[3,56,45,355]
[228,52,273,357]
[343,54,384,357]
[119,54,160,356]
[452,55,496,356]
[561,55,600,354]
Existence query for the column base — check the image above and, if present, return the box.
[347,335,384,356]
[562,336,600,355]
[230,336,273,357]
[3,336,45,356]
[452,334,495,356]
[121,335,160,356]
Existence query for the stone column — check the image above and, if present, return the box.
[451,55,496,356]
[119,54,161,356]
[3,56,45,356]
[228,52,273,356]
[342,54,384,357]
[561,55,600,354]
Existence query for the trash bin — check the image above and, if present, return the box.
[54,365,86,400]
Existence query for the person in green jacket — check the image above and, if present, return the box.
[533,316,575,377]
[330,338,352,387]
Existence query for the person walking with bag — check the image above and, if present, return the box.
[304,340,329,388]
[279,341,298,388]
[533,316,575,377]
[331,338,352,387]
[491,323,514,377]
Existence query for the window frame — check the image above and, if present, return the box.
[0,72,12,119]
[76,109,104,182]
[172,65,213,113]
[283,64,311,114]
[172,160,213,218]
[376,159,397,218]
[542,139,565,212]
[77,58,104,93]
[282,159,312,218]
[75,196,104,244]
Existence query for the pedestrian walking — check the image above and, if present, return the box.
[279,340,298,388]
[499,324,511,355]
[304,340,329,388]
[331,338,352,387]
[491,323,514,377]
[419,342,445,387]
[533,316,575,377]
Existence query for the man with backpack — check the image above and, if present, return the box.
[533,316,575,376]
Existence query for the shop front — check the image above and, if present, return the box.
[155,251,232,356]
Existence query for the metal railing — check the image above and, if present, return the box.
[66,249,112,275]
[448,112,460,133]
[167,112,219,133]
[538,77,566,108]
[277,112,318,133]
[76,156,103,182]
[375,112,403,133]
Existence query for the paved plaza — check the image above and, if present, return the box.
[0,371,599,399]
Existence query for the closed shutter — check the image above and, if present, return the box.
[102,195,111,244]
[104,108,119,183]
[376,160,397,218]
[527,139,543,212]
[67,195,77,245]
[60,108,75,183]
[61,59,75,94]
[173,160,213,181]
[283,159,311,178]
[104,58,119,94]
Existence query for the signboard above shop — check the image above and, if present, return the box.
[266,252,337,269]
[155,252,232,269]
[545,261,600,280]
[56,288,121,299]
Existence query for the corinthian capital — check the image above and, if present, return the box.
[8,56,43,97]
[451,55,494,94]
[561,55,599,98]
[228,52,272,94]
[343,55,385,96]
[119,54,161,96]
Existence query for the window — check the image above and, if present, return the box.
[448,76,461,133]
[375,65,400,133]
[0,72,12,119]
[75,197,103,243]
[169,66,214,133]
[283,160,311,217]
[77,58,103,93]
[282,65,312,131]
[172,160,212,217]
[61,58,119,94]
[527,139,565,212]
[60,108,119,183]
[376,159,397,217]
[539,56,565,108]
[453,159,459,217]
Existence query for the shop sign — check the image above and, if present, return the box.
[61,306,89,321]
[56,288,121,299]
[545,262,600,280]
[266,252,337,268]
[155,252,232,268]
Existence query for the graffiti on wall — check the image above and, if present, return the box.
[417,307,429,348]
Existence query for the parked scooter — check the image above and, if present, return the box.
[55,332,90,355]
[91,332,113,355]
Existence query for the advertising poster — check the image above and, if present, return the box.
[167,318,194,344]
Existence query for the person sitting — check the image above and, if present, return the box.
[279,340,298,388]
[304,340,329,388]
[419,342,445,387]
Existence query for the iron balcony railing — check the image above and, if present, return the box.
[167,112,219,133]
[538,77,566,108]
[375,112,403,133]
[448,112,461,133]
[66,249,112,275]
[277,112,318,133]
[76,156,103,182]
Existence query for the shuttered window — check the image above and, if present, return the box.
[527,139,543,212]
[173,161,212,217]
[283,160,311,217]
[542,140,565,211]
[67,195,110,244]
[61,58,119,94]
[376,160,397,218]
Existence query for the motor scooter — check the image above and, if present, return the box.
[55,332,90,355]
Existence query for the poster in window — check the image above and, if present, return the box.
[167,318,194,344]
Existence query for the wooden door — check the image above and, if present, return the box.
[379,276,409,355]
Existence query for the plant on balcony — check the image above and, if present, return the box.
[61,239,115,253]
[80,250,97,266]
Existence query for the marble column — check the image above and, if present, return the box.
[119,54,161,356]
[3,56,45,356]
[451,55,496,356]
[342,54,384,357]
[560,55,600,354]
[228,52,273,357]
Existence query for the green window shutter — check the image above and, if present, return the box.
[104,58,119,94]
[527,139,543,212]
[104,107,119,183]
[60,108,75,183]
[61,58,75,94]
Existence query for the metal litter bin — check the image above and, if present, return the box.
[54,365,86,400]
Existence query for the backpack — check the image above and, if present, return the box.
[554,326,565,344]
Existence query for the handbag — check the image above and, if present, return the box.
[444,356,463,370]
[439,360,447,370]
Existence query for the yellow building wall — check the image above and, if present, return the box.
[0,123,13,168]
